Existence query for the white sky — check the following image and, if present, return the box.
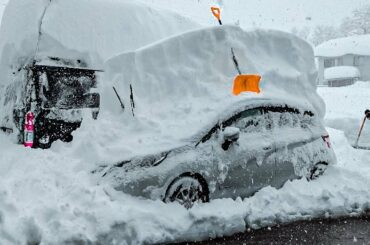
[0,0,368,32]
[145,0,370,32]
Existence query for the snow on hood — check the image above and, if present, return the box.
[60,25,324,165]
[324,66,360,81]
[315,34,370,58]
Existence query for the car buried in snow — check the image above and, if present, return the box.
[96,99,336,209]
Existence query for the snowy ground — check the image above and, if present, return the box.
[319,81,370,147]
[0,83,370,244]
[0,0,369,243]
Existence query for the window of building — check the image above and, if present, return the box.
[336,57,343,66]
[324,59,335,68]
[353,56,361,66]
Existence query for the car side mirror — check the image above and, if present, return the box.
[221,126,240,151]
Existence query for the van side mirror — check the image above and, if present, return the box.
[221,126,240,151]
[83,93,100,109]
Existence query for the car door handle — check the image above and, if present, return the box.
[263,146,272,151]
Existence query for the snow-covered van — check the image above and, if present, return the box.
[0,0,198,147]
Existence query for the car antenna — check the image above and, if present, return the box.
[112,86,125,111]
[130,84,135,117]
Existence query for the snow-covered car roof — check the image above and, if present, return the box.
[65,25,324,165]
[315,35,370,58]
[324,66,360,81]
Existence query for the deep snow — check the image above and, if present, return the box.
[0,0,370,244]
[1,114,370,244]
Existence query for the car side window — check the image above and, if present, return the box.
[197,106,315,146]
[262,107,315,130]
[232,109,267,133]
[223,106,316,133]
[197,108,263,145]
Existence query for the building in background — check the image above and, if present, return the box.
[315,35,370,86]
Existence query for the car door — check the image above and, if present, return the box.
[215,107,276,199]
[268,107,310,188]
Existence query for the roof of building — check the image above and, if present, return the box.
[315,35,370,57]
[324,66,360,81]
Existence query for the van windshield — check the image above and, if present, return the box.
[36,66,98,110]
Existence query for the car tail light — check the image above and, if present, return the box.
[322,135,331,148]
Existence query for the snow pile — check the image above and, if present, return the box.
[324,66,360,80]
[315,34,370,57]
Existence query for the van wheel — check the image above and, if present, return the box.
[164,175,208,209]
[309,162,328,180]
[38,134,52,149]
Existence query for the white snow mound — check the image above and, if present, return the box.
[324,66,360,80]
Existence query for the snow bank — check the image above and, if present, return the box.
[324,66,360,80]
[315,34,370,57]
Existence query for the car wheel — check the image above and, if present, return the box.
[309,162,328,180]
[164,175,208,209]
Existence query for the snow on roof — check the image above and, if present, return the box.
[63,25,324,164]
[315,35,370,57]
[324,66,360,81]
[0,0,199,128]
[0,0,199,84]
